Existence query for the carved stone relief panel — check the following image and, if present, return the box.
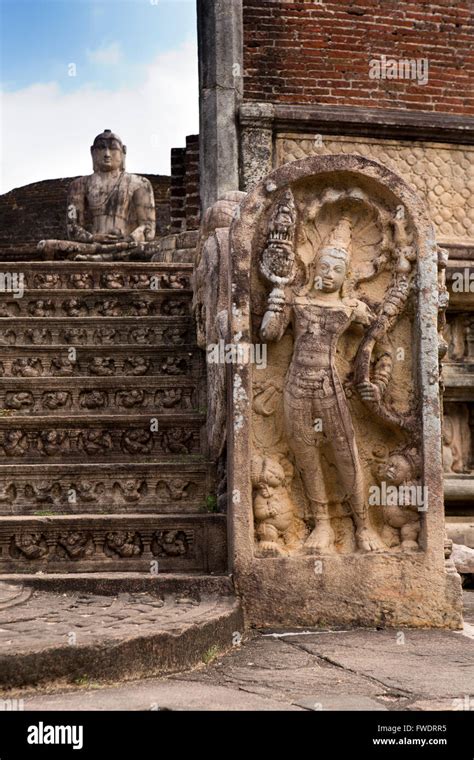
[276,135,474,247]
[227,153,462,628]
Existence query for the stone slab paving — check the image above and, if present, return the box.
[6,591,473,711]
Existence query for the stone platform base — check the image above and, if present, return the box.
[235,553,463,630]
[0,577,242,689]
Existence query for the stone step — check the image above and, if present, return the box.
[0,572,233,595]
[0,514,227,574]
[0,580,241,689]
[0,260,194,291]
[0,316,193,347]
[0,460,216,515]
[0,345,202,378]
[0,376,201,416]
[0,289,192,319]
[0,414,205,463]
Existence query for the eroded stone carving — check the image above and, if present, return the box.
[122,430,152,455]
[2,431,29,457]
[11,533,48,560]
[258,188,418,554]
[104,531,143,557]
[193,190,247,460]
[371,446,421,551]
[114,479,146,503]
[12,358,43,377]
[161,357,187,375]
[156,478,192,501]
[159,428,194,454]
[155,389,192,410]
[251,454,306,556]
[151,530,191,557]
[38,129,156,261]
[43,391,71,410]
[50,357,75,376]
[124,357,150,376]
[226,154,461,628]
[57,531,95,560]
[89,357,115,376]
[443,403,472,474]
[5,392,34,410]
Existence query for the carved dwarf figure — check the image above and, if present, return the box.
[39,430,68,456]
[116,479,144,503]
[6,392,34,410]
[57,531,95,560]
[124,357,150,376]
[50,357,75,376]
[70,273,93,289]
[3,430,29,457]
[122,430,152,455]
[153,530,189,557]
[89,357,115,376]
[251,454,306,556]
[63,298,88,317]
[12,532,48,560]
[105,531,143,557]
[12,358,43,377]
[372,447,421,551]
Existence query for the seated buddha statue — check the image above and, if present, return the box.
[38,129,156,261]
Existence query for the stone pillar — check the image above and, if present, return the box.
[239,102,275,192]
[197,0,243,213]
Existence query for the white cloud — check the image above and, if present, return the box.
[0,40,199,193]
[86,42,123,66]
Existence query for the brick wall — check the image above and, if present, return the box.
[170,148,187,233]
[242,0,474,114]
[170,135,200,233]
[185,135,200,231]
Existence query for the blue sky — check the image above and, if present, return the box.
[0,0,199,192]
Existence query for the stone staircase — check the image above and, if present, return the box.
[0,259,226,579]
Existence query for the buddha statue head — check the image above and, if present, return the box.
[90,129,126,173]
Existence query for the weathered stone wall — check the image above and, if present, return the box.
[242,0,474,114]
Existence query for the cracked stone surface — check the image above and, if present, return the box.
[0,588,227,651]
[9,591,474,711]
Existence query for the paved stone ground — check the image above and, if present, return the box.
[4,591,473,711]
